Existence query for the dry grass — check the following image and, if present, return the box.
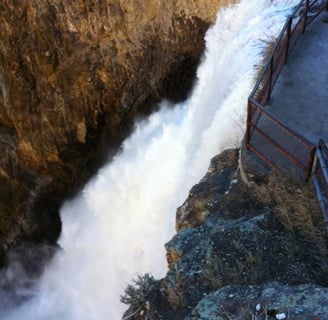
[202,244,264,291]
[255,171,324,240]
[162,265,186,310]
[202,247,223,289]
[254,36,276,78]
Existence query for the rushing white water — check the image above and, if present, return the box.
[2,0,300,319]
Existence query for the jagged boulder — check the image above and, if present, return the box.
[0,0,223,259]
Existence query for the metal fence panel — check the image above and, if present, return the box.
[247,101,315,181]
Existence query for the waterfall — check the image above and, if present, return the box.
[1,0,300,319]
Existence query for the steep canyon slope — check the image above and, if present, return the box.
[0,0,225,258]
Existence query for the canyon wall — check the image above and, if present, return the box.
[0,0,225,258]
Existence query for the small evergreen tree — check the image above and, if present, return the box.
[120,273,156,308]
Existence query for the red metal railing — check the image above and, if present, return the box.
[245,0,327,181]
[313,140,328,224]
[247,99,316,181]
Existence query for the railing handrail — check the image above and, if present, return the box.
[246,0,327,179]
[248,97,314,150]
[250,10,296,98]
[250,0,326,101]
[245,0,328,223]
[247,99,316,180]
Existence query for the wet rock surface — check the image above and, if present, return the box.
[122,149,328,319]
[0,0,223,259]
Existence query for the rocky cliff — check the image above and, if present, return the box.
[0,0,226,260]
[122,149,328,319]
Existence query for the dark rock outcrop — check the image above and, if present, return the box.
[188,282,328,320]
[122,149,328,319]
[0,0,224,259]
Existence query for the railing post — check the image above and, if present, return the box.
[245,99,252,148]
[303,0,310,32]
[284,18,292,64]
[305,146,316,182]
[317,147,328,182]
[267,59,273,102]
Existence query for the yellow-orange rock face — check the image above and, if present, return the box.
[0,0,224,257]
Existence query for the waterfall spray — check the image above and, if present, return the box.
[1,0,300,319]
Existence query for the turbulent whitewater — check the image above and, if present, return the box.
[2,0,300,319]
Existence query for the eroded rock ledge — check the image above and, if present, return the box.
[122,149,328,320]
[0,0,224,258]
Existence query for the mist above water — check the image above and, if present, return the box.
[1,0,299,319]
